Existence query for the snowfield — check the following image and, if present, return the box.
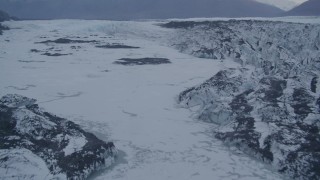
[1,17,318,179]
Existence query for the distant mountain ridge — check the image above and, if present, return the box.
[0,0,284,20]
[285,0,320,16]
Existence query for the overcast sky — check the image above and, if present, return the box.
[6,0,309,10]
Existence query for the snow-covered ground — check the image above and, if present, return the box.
[0,20,293,179]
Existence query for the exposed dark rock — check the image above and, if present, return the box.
[96,44,139,49]
[317,97,320,112]
[0,94,116,179]
[114,58,171,66]
[37,38,98,44]
[311,77,318,93]
[279,123,320,179]
[229,89,254,114]
[259,77,287,104]
[291,88,314,117]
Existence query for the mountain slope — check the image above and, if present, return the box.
[285,0,320,16]
[0,0,284,20]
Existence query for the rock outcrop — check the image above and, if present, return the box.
[0,94,117,179]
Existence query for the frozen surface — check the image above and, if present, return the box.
[0,19,300,179]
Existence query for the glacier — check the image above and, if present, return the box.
[1,17,320,179]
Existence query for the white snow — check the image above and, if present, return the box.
[0,19,292,179]
[63,135,88,156]
[12,108,56,137]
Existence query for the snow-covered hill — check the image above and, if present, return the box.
[164,19,320,179]
[286,0,320,16]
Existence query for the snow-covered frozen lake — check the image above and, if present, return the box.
[0,19,293,179]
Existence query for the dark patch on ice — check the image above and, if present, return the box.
[122,110,138,117]
[37,38,98,44]
[114,58,171,66]
[96,44,139,49]
[41,52,71,56]
[191,172,200,177]
[31,48,70,57]
[30,49,42,53]
[18,60,45,63]
[22,66,45,70]
[71,46,82,50]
